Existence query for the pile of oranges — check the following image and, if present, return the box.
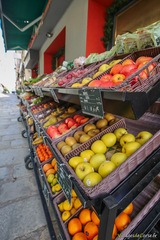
[67,208,100,240]
[36,143,53,162]
[66,202,134,240]
[42,158,57,176]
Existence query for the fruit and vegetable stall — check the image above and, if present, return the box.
[17,46,160,240]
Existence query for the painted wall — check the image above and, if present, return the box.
[86,0,106,56]
[39,0,88,74]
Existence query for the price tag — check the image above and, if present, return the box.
[42,180,50,207]
[34,88,38,96]
[35,122,41,137]
[50,88,59,103]
[37,87,43,97]
[57,162,72,203]
[79,88,104,118]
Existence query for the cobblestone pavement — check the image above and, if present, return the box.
[0,93,51,240]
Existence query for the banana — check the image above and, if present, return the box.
[32,136,43,145]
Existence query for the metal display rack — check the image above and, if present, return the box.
[18,89,160,240]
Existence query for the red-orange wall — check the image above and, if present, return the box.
[86,0,113,56]
[44,28,66,73]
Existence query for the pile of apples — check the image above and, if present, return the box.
[31,101,55,114]
[70,59,122,88]
[68,127,153,187]
[56,113,119,156]
[46,114,89,140]
[88,56,156,88]
[57,68,89,86]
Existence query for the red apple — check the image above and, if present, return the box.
[112,74,126,85]
[139,70,148,80]
[120,64,137,76]
[122,59,136,66]
[88,80,101,87]
[57,123,69,134]
[64,118,74,124]
[100,81,115,88]
[46,126,60,139]
[100,74,112,82]
[80,118,89,124]
[73,115,81,120]
[67,119,77,128]
[75,116,85,123]
[135,56,153,66]
[138,61,155,74]
[110,64,123,75]
[125,68,137,78]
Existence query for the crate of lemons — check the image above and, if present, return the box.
[57,189,83,222]
[42,158,62,195]
[66,201,134,240]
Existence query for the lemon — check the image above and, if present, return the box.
[63,199,73,211]
[62,210,71,221]
[58,203,64,212]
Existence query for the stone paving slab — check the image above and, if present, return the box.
[0,148,29,167]
[0,175,38,204]
[0,196,49,240]
[2,134,24,141]
[0,94,53,240]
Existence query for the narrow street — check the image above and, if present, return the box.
[0,93,50,240]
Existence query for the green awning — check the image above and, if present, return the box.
[0,0,48,51]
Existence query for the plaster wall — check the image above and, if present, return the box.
[39,0,88,74]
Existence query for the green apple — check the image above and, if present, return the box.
[110,152,127,166]
[83,172,102,187]
[80,149,95,162]
[91,140,107,154]
[75,162,94,180]
[122,142,141,157]
[90,153,106,171]
[68,156,84,169]
[120,133,135,147]
[101,133,117,147]
[136,131,153,145]
[114,128,128,141]
[98,161,116,178]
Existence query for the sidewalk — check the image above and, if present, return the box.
[0,93,50,240]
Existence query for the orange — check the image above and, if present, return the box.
[115,212,131,232]
[51,158,57,167]
[68,218,82,236]
[84,221,98,240]
[72,232,87,240]
[91,211,100,226]
[42,163,53,172]
[93,235,98,240]
[112,224,117,240]
[79,209,91,225]
[45,168,56,177]
[123,203,134,215]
